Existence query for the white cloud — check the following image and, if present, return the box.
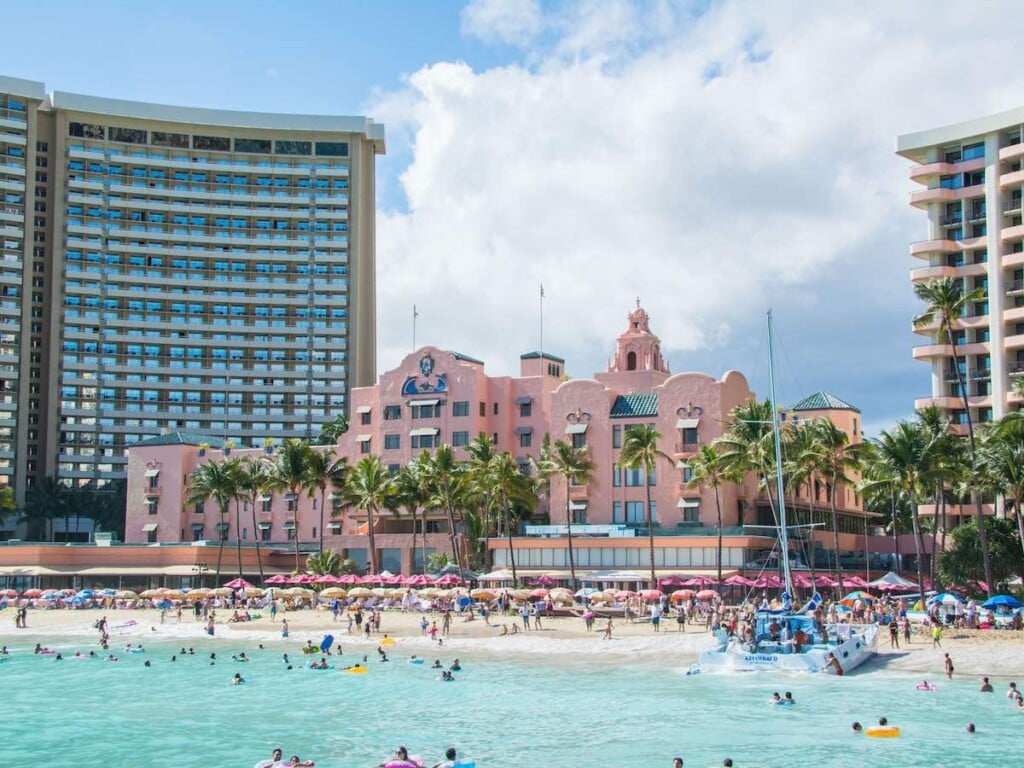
[460,0,543,47]
[373,1,1024,421]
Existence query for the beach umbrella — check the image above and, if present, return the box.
[613,590,636,601]
[658,575,688,588]
[639,589,664,601]
[434,574,463,587]
[22,588,42,598]
[41,591,62,600]
[814,575,838,588]
[927,592,963,607]
[114,590,138,599]
[982,595,1022,610]
[470,588,497,601]
[752,575,782,589]
[550,593,574,605]
[575,587,598,598]
[696,589,718,600]
[839,590,876,605]
[792,574,813,589]
[264,574,290,585]
[671,589,696,601]
[61,588,76,595]
[97,588,117,598]
[222,578,254,590]
[530,575,558,587]
[348,587,373,598]
[139,589,161,598]
[844,575,869,588]
[588,591,616,603]
[528,588,549,599]
[320,587,347,598]
[723,575,753,587]
[0,588,17,598]
[403,574,435,587]
[371,588,389,598]
[155,599,174,609]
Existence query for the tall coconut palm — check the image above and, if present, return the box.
[913,276,993,594]
[188,458,238,584]
[303,448,348,555]
[718,399,780,526]
[810,418,863,595]
[465,434,499,567]
[858,440,906,575]
[422,444,469,578]
[784,420,823,584]
[393,453,433,574]
[687,444,733,588]
[235,456,271,583]
[267,439,312,572]
[980,416,1024,559]
[20,474,66,541]
[541,439,595,591]
[620,424,671,589]
[872,421,940,597]
[488,452,537,583]
[340,454,394,575]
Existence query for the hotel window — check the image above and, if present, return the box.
[260,524,271,542]
[191,524,204,541]
[479,402,486,417]
[493,402,499,415]
[193,501,204,515]
[681,427,699,445]
[360,410,371,426]
[624,467,645,487]
[452,431,469,447]
[518,432,532,448]
[625,501,644,523]
[146,499,158,515]
[411,403,440,419]
[612,425,622,449]
[571,432,586,450]
[384,405,401,420]
[612,502,623,523]
[519,401,532,418]
[682,502,700,524]
[453,401,469,417]
[315,141,349,156]
[360,439,371,455]
[286,494,297,512]
[261,498,272,513]
[384,434,400,450]
[612,464,622,487]
[235,138,272,154]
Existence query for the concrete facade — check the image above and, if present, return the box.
[0,75,384,522]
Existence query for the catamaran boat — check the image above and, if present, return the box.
[689,311,878,675]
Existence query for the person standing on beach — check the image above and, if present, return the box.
[888,619,899,648]
[944,653,954,680]
[441,609,451,636]
[902,617,911,645]
[520,604,531,631]
[281,617,289,638]
[603,618,614,640]
[932,624,942,648]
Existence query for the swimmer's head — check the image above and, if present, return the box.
[723,760,733,767]
[879,717,888,726]
[673,759,683,768]
[966,723,976,733]
[445,748,457,760]
[272,749,283,761]
[852,722,863,732]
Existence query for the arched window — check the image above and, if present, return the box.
[627,351,637,370]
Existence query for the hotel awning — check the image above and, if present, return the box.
[515,426,533,434]
[676,418,700,429]
[565,423,588,435]
[409,427,440,437]
[355,405,372,414]
[675,460,688,469]
[569,501,588,510]
[282,522,296,530]
[355,434,372,443]
[257,522,272,530]
[258,494,272,502]
[514,396,532,405]
[677,498,700,508]
[144,468,160,478]
[410,399,440,407]
[141,523,158,532]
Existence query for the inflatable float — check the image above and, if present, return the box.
[865,726,901,738]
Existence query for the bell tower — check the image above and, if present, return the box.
[607,299,669,375]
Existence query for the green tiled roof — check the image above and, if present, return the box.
[610,393,659,418]
[452,351,484,365]
[790,391,860,413]
[520,350,566,363]
[131,430,226,448]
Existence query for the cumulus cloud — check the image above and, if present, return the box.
[460,0,543,47]
[372,1,1024,426]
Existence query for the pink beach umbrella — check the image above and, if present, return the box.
[792,574,813,589]
[671,589,696,601]
[0,588,17,598]
[22,588,43,598]
[338,574,361,585]
[695,589,719,600]
[529,588,549,599]
[658,575,687,589]
[639,589,664,601]
[222,578,254,590]
[814,575,838,588]
[434,574,463,587]
[530,575,558,587]
[751,575,782,589]
[844,575,869,588]
[403,574,435,587]
[723,575,753,587]
[264,574,290,585]
[314,574,341,584]
[382,574,403,585]
[614,589,636,600]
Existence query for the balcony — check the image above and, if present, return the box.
[1004,334,1024,351]
[1004,198,1024,215]
[1001,224,1024,242]
[914,395,993,410]
[674,441,700,454]
[1001,169,1024,188]
[1000,143,1024,162]
[912,313,990,334]
[909,237,977,258]
[1008,360,1024,376]
[908,157,985,182]
[909,263,987,281]
[910,184,984,209]
[1005,306,1024,323]
[1007,280,1024,295]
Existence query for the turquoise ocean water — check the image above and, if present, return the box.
[3,636,1018,767]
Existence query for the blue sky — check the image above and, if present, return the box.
[5,0,1021,435]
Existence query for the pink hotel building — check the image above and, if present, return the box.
[125,304,878,578]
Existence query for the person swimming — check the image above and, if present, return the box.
[231,673,245,685]
[966,723,976,733]
[784,691,795,704]
[449,658,462,671]
[432,660,443,669]
[852,722,863,733]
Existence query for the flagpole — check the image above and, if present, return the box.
[413,304,418,350]
[539,284,544,370]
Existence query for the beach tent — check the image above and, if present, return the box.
[867,572,919,592]
[928,592,964,607]
[222,578,254,590]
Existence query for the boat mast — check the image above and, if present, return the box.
[766,310,793,596]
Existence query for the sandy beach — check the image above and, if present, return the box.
[6,606,1024,680]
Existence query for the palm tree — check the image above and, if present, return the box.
[340,455,394,575]
[872,421,940,597]
[810,418,863,595]
[465,433,499,568]
[980,415,1024,559]
[687,444,732,588]
[913,276,993,594]
[393,454,433,574]
[235,457,270,583]
[782,420,821,584]
[620,424,671,589]
[718,399,779,526]
[917,405,959,572]
[20,474,66,541]
[303,448,348,555]
[188,458,238,584]
[488,452,537,583]
[306,549,343,576]
[858,440,906,575]
[541,439,596,591]
[422,444,469,577]
[267,439,312,572]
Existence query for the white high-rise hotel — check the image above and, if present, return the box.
[899,108,1024,429]
[0,74,383,511]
